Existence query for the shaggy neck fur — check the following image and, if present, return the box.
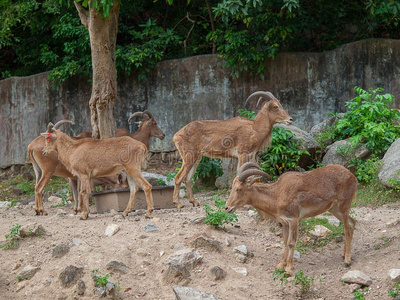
[132,125,151,149]
[252,108,275,152]
[248,183,280,219]
[51,132,76,171]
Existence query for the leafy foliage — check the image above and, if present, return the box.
[204,195,238,228]
[193,157,223,182]
[353,287,369,300]
[388,283,400,298]
[259,127,309,178]
[294,270,315,294]
[348,156,382,183]
[91,269,111,287]
[333,87,400,155]
[2,0,400,81]
[1,224,21,250]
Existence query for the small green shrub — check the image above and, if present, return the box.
[193,157,223,182]
[333,86,400,156]
[388,283,400,298]
[1,224,21,250]
[91,269,111,287]
[260,127,309,178]
[353,287,369,300]
[348,156,382,183]
[204,195,238,228]
[8,198,19,208]
[156,178,166,186]
[272,269,289,284]
[16,180,34,195]
[294,270,315,293]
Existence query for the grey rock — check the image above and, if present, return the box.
[236,254,247,263]
[163,248,203,284]
[189,217,205,225]
[188,233,221,252]
[225,237,231,247]
[173,243,186,251]
[0,201,8,208]
[145,222,159,233]
[310,114,344,141]
[389,269,400,283]
[233,267,248,276]
[172,286,220,300]
[106,260,129,274]
[17,265,41,281]
[310,225,331,237]
[72,238,82,246]
[59,265,84,288]
[136,248,148,257]
[215,158,237,189]
[341,270,372,286]
[234,245,248,256]
[210,266,226,281]
[105,281,116,297]
[322,140,370,166]
[52,244,70,259]
[328,218,341,227]
[379,138,400,188]
[294,250,301,259]
[104,224,120,236]
[275,124,318,151]
[97,287,106,298]
[57,292,68,300]
[19,223,45,238]
[248,210,258,217]
[76,279,86,295]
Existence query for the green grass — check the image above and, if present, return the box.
[1,224,21,250]
[91,269,111,287]
[388,283,400,298]
[373,236,393,250]
[296,217,344,254]
[354,182,400,207]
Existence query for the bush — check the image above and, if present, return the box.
[333,86,400,156]
[194,157,223,182]
[204,195,238,228]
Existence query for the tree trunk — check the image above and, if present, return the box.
[74,1,120,139]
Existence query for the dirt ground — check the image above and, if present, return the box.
[0,192,399,300]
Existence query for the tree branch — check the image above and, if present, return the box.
[74,1,89,28]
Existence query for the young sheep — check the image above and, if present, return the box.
[225,162,357,276]
[41,120,154,220]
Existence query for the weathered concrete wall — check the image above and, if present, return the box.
[1,38,400,168]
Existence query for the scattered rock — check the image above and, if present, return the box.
[104,224,120,236]
[43,277,52,286]
[233,267,248,276]
[109,209,118,216]
[189,217,205,225]
[234,245,248,256]
[48,196,62,202]
[72,238,82,246]
[275,124,319,152]
[106,260,130,275]
[294,250,301,259]
[210,266,226,281]
[225,237,231,247]
[76,279,86,295]
[15,281,25,292]
[105,281,116,298]
[137,271,146,276]
[17,265,41,281]
[187,233,221,252]
[145,222,159,233]
[328,218,341,227]
[379,138,400,188]
[0,201,8,208]
[310,225,331,238]
[19,223,45,238]
[341,270,372,286]
[13,263,21,271]
[348,283,362,292]
[310,114,343,141]
[97,287,106,298]
[322,140,370,166]
[52,244,70,259]
[248,210,258,217]
[136,248,148,257]
[163,248,203,284]
[173,243,186,251]
[389,269,400,283]
[59,265,84,288]
[236,254,247,263]
[172,285,220,300]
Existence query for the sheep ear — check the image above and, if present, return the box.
[40,132,57,140]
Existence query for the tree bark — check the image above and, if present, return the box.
[74,1,120,139]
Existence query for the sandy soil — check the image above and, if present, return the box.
[0,193,399,300]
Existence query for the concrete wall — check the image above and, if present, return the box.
[1,38,400,168]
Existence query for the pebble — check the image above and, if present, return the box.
[104,224,120,236]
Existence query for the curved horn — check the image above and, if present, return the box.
[52,120,73,130]
[143,110,153,119]
[47,122,54,133]
[238,169,271,183]
[237,162,261,175]
[245,91,276,107]
[128,112,149,123]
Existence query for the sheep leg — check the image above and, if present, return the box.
[173,160,194,209]
[79,177,90,220]
[121,174,139,217]
[276,223,289,271]
[184,157,201,207]
[34,169,54,216]
[284,220,299,276]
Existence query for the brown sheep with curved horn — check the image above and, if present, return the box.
[172,91,292,208]
[225,162,357,276]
